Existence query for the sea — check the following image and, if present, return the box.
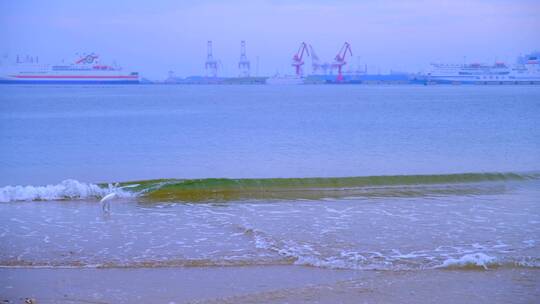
[0,85,539,303]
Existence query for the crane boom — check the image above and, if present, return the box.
[292,42,310,77]
[335,42,352,62]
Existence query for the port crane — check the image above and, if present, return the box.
[332,42,353,82]
[205,41,219,77]
[238,40,250,77]
[292,42,310,77]
[309,45,331,75]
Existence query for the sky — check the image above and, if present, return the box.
[1,0,539,79]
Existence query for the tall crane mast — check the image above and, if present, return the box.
[291,42,310,77]
[332,42,353,82]
[205,41,219,77]
[238,40,250,77]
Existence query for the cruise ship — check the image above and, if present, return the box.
[425,53,540,85]
[0,53,140,84]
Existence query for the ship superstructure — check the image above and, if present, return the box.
[0,53,139,84]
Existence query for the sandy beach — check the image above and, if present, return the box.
[2,267,539,303]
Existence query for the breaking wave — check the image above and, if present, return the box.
[435,253,540,270]
[130,172,537,201]
[0,179,132,203]
[436,253,497,270]
[0,172,536,203]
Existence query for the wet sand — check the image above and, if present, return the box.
[1,266,538,304]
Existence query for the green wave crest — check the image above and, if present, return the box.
[109,172,537,202]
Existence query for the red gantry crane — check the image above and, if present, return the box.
[332,42,353,82]
[292,42,310,77]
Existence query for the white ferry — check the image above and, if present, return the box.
[426,53,540,85]
[0,53,139,84]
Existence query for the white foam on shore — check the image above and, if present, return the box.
[437,253,497,270]
[0,179,132,202]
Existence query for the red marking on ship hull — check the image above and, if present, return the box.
[11,75,138,79]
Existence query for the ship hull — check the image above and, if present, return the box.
[0,75,140,84]
[421,76,540,85]
[0,79,140,84]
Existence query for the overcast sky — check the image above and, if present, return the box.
[1,0,539,79]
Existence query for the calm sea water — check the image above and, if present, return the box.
[1,85,539,302]
[1,85,539,185]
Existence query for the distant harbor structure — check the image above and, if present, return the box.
[238,40,250,77]
[166,41,267,85]
[1,45,538,85]
[266,42,310,85]
[205,40,219,78]
[267,41,413,85]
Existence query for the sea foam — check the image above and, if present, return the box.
[437,253,497,270]
[0,179,130,202]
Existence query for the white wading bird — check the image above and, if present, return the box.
[100,192,117,213]
[100,183,138,213]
